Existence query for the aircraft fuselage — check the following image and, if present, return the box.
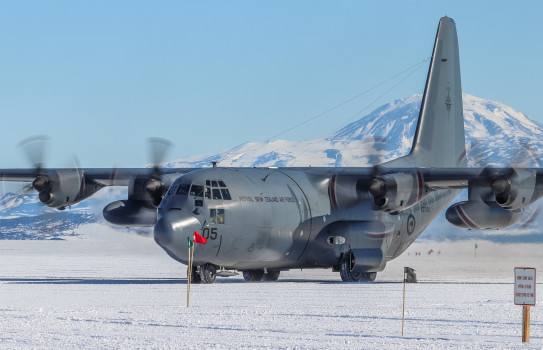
[154,167,458,272]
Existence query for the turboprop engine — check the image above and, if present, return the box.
[368,172,429,212]
[489,168,542,210]
[103,174,173,227]
[32,169,104,210]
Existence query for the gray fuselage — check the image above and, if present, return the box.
[154,167,457,272]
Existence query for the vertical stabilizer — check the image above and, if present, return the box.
[385,17,466,168]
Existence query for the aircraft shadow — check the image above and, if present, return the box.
[0,277,511,285]
[0,277,400,285]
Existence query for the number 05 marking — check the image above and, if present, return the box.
[202,227,218,240]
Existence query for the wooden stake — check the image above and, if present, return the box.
[522,305,530,343]
[402,270,406,336]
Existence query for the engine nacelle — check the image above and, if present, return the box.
[33,169,103,209]
[103,200,158,227]
[328,175,365,209]
[129,175,172,208]
[446,201,522,229]
[490,169,540,210]
[369,172,427,212]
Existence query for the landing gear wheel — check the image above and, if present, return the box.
[262,271,280,282]
[360,272,377,282]
[187,267,201,284]
[339,258,362,282]
[242,270,264,282]
[199,263,217,284]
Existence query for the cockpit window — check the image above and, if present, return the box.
[205,180,232,201]
[166,185,178,197]
[189,185,204,197]
[175,184,190,195]
[212,188,222,200]
[220,189,231,200]
[217,209,225,224]
[209,208,225,224]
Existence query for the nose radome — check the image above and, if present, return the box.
[154,210,200,248]
[154,213,175,246]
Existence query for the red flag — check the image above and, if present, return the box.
[193,231,207,245]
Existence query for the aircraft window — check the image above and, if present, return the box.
[218,181,227,188]
[220,189,231,200]
[209,208,225,224]
[205,186,211,199]
[190,185,204,197]
[206,180,211,186]
[166,185,178,197]
[209,209,216,224]
[176,184,190,195]
[217,209,225,224]
[212,188,222,200]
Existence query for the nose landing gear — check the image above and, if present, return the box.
[187,263,217,284]
[199,263,217,284]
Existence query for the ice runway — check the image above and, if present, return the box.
[1,224,542,349]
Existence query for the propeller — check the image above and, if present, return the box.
[0,136,51,213]
[18,135,49,172]
[145,137,173,207]
[488,141,539,203]
[18,135,55,202]
[16,136,84,209]
[148,137,173,171]
[360,136,395,200]
[466,138,543,229]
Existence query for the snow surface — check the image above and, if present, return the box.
[1,224,543,349]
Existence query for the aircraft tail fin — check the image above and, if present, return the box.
[385,17,466,168]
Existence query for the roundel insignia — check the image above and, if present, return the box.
[407,214,416,235]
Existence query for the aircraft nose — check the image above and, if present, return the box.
[154,210,200,248]
[154,212,176,246]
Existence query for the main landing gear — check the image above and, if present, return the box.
[339,259,377,282]
[242,270,281,282]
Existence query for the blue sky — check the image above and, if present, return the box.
[0,1,541,168]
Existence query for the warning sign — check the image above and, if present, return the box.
[514,268,536,306]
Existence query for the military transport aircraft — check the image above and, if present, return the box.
[2,17,540,283]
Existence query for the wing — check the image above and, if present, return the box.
[0,167,197,210]
[301,166,543,229]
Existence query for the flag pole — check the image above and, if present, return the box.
[402,267,407,336]
[186,231,207,307]
[187,238,193,307]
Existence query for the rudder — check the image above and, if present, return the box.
[385,17,466,168]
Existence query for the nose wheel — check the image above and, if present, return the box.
[198,263,217,284]
[187,266,201,284]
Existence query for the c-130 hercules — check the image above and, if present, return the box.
[3,17,541,283]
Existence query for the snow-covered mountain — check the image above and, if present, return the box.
[2,93,543,241]
[164,94,543,169]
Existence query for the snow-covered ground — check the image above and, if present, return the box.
[1,225,542,349]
